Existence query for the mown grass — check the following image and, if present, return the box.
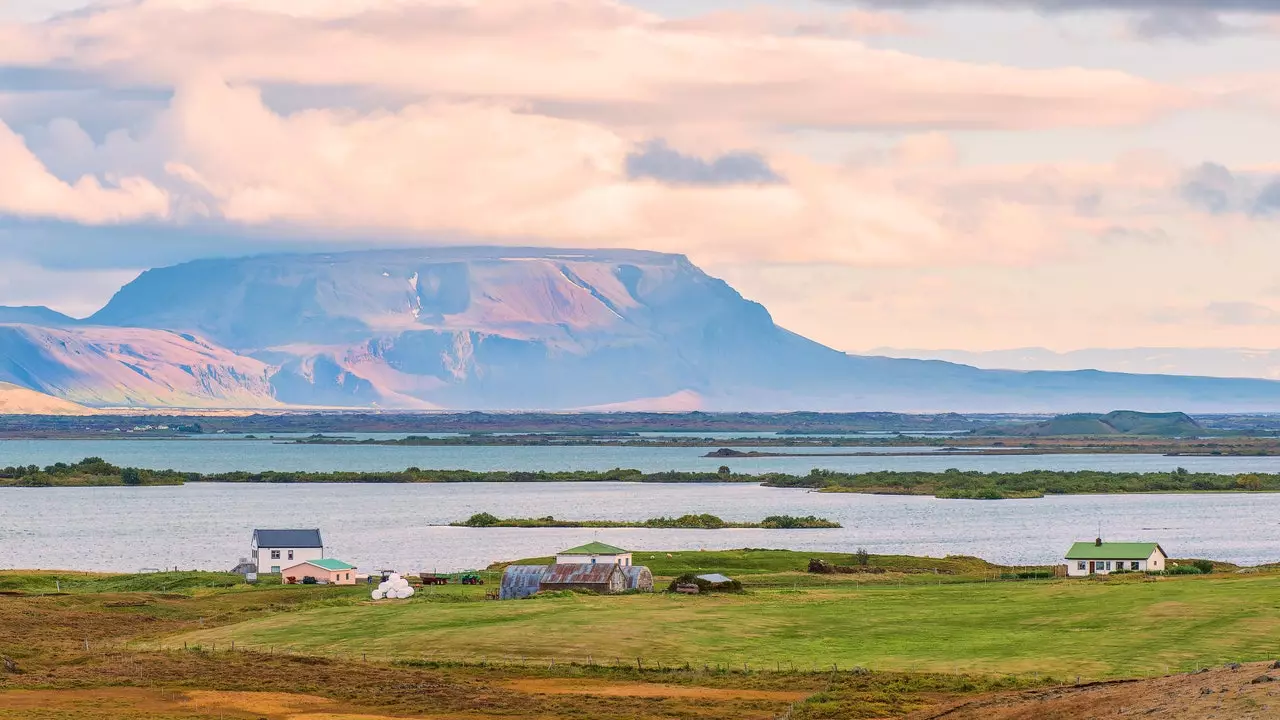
[489,549,1015,578]
[0,571,252,595]
[173,572,1280,680]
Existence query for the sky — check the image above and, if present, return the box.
[2,0,1280,354]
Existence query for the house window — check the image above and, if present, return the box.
[591,558,597,564]
[288,550,294,561]
[1077,561,1086,571]
[1103,561,1111,571]
[271,550,281,560]
[1131,561,1140,571]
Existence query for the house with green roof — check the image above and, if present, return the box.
[281,558,357,585]
[555,541,633,567]
[1065,539,1167,577]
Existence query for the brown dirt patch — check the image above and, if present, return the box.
[505,677,810,701]
[912,661,1280,719]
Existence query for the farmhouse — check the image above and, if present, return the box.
[252,529,324,574]
[555,541,632,566]
[281,558,357,585]
[1066,539,1167,577]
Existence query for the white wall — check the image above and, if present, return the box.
[256,546,323,573]
[1066,558,1151,577]
[555,552,632,566]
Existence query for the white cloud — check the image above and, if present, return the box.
[0,119,169,223]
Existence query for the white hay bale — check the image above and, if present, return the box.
[371,589,384,600]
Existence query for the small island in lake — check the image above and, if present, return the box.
[449,512,841,529]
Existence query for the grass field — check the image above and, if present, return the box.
[6,553,1280,719]
[174,570,1280,680]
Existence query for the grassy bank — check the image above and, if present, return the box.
[452,512,840,529]
[760,467,1280,499]
[11,458,1280,500]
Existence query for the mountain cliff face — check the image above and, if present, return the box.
[0,324,277,408]
[3,247,1280,411]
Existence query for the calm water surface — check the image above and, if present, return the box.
[2,482,1279,572]
[7,437,1280,474]
[4,439,1280,573]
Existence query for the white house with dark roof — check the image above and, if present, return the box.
[252,529,324,574]
[1065,538,1167,577]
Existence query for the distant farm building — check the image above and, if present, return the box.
[1066,539,1167,577]
[500,565,549,600]
[252,529,324,574]
[622,565,654,592]
[555,542,633,566]
[281,558,357,585]
[500,559,653,600]
[541,563,627,594]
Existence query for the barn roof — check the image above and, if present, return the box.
[697,573,733,584]
[253,529,323,548]
[288,558,354,571]
[1065,542,1164,560]
[541,563,623,585]
[559,541,630,555]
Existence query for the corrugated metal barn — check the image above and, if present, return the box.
[539,563,627,594]
[622,565,654,592]
[500,563,653,599]
[500,565,548,600]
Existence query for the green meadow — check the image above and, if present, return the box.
[173,570,1280,680]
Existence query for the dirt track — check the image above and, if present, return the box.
[914,661,1280,719]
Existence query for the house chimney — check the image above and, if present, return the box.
[1095,537,1103,547]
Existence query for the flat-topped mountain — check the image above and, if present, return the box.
[4,247,1280,411]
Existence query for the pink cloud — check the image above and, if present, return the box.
[0,0,1193,132]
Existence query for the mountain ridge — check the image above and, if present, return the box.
[4,247,1280,411]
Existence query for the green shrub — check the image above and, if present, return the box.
[1192,560,1215,574]
[461,512,500,527]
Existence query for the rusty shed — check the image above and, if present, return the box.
[622,565,654,592]
[539,563,627,594]
[500,565,548,600]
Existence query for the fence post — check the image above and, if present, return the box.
[637,657,643,671]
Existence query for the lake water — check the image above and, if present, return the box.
[3,438,1280,573]
[6,437,1280,474]
[3,482,1279,573]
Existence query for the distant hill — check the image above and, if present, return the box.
[0,382,95,415]
[870,347,1280,381]
[0,306,80,326]
[990,411,1204,437]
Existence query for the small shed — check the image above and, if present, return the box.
[539,563,627,594]
[555,542,633,567]
[500,565,549,600]
[281,558,357,585]
[622,565,654,592]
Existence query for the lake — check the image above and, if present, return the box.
[6,437,1280,474]
[3,481,1278,573]
[4,438,1279,573]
